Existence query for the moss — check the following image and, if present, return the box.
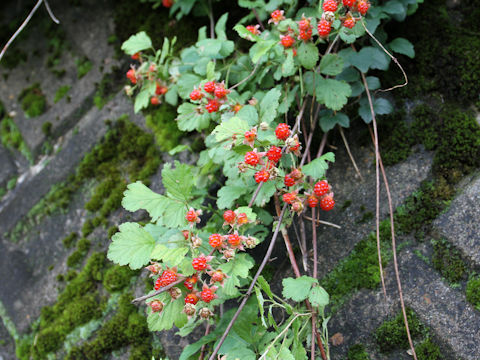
[15,336,33,360]
[144,105,183,151]
[378,110,415,166]
[347,344,371,360]
[0,187,6,199]
[375,308,423,353]
[41,121,52,136]
[18,83,46,118]
[466,275,480,311]
[93,71,119,109]
[75,57,93,79]
[416,338,442,360]
[67,249,86,268]
[103,265,134,292]
[341,199,352,211]
[7,177,17,190]
[107,225,119,239]
[0,116,32,162]
[33,327,66,358]
[54,85,71,103]
[62,232,78,249]
[431,239,466,283]
[82,219,95,237]
[321,220,392,310]
[44,20,69,75]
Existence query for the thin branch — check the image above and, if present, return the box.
[252,8,265,31]
[248,181,263,208]
[229,61,260,91]
[361,19,408,92]
[299,217,309,273]
[303,215,341,229]
[338,125,364,181]
[44,0,60,24]
[312,208,318,279]
[208,0,215,39]
[208,204,288,360]
[131,277,185,304]
[316,132,328,159]
[199,322,211,360]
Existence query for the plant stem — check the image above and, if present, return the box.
[131,277,185,304]
[338,125,364,181]
[199,322,211,360]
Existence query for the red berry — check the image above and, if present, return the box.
[211,270,225,283]
[254,170,270,183]
[214,85,229,99]
[186,210,197,223]
[184,275,198,291]
[246,25,260,35]
[299,28,312,41]
[190,89,203,101]
[357,0,370,15]
[131,52,140,60]
[320,195,335,211]
[323,0,338,12]
[318,20,332,37]
[298,18,311,31]
[192,257,207,271]
[343,17,356,29]
[184,280,193,291]
[185,293,199,304]
[284,175,295,187]
[343,0,355,6]
[245,151,260,166]
[162,0,173,7]
[149,300,164,313]
[275,123,290,140]
[283,192,296,204]
[200,288,216,303]
[267,146,282,163]
[233,104,242,113]
[156,84,168,95]
[237,212,248,225]
[204,81,216,93]
[155,269,177,290]
[307,195,319,208]
[223,210,236,224]
[205,99,220,113]
[281,35,295,48]
[126,69,136,84]
[150,96,160,105]
[209,233,223,248]
[314,180,330,197]
[228,234,241,247]
[244,130,256,142]
[270,10,285,24]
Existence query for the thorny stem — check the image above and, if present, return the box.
[131,277,185,304]
[338,125,364,181]
[208,205,288,360]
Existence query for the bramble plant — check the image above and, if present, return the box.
[108,0,419,358]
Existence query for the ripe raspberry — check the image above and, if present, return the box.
[323,0,338,12]
[343,0,355,6]
[190,89,203,101]
[314,180,330,197]
[270,10,285,24]
[281,35,295,48]
[186,210,197,223]
[289,168,303,181]
[343,17,356,29]
[228,233,241,247]
[131,52,140,60]
[223,210,236,224]
[357,0,370,15]
[150,96,160,106]
[237,212,248,225]
[204,81,216,93]
[244,130,256,142]
[149,300,164,313]
[299,28,312,41]
[233,104,242,113]
[246,25,260,35]
[126,69,136,84]
[209,233,223,248]
[214,85,229,99]
[184,293,199,305]
[149,63,156,73]
[298,18,311,31]
[255,170,270,183]
[275,123,290,140]
[284,175,295,187]
[267,146,282,163]
[182,230,190,240]
[210,270,225,283]
[184,276,197,291]
[156,83,168,95]
[307,195,319,208]
[192,257,207,271]
[244,151,260,166]
[162,0,173,7]
[318,20,332,37]
[205,99,220,113]
[289,140,300,152]
[200,287,216,303]
[283,192,296,204]
[154,269,177,290]
[320,195,335,211]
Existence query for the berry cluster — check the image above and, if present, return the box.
[189,81,235,114]
[282,179,335,212]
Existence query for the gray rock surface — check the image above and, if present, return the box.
[0,147,16,188]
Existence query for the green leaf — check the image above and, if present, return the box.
[235,206,257,222]
[159,37,169,64]
[260,88,281,124]
[107,222,155,269]
[253,180,276,207]
[319,111,350,132]
[161,162,194,201]
[257,275,274,299]
[151,245,189,267]
[388,37,415,58]
[168,144,189,155]
[250,40,276,63]
[180,334,217,360]
[217,185,248,209]
[320,54,344,76]
[134,81,156,113]
[121,31,152,55]
[234,24,261,42]
[308,286,329,308]
[255,286,267,327]
[349,46,390,72]
[147,297,187,331]
[220,253,255,279]
[383,0,405,15]
[177,73,201,99]
[358,97,393,123]
[215,13,229,40]
[297,41,319,69]
[277,347,296,360]
[339,26,357,44]
[206,60,216,80]
[177,102,210,131]
[302,152,335,179]
[237,105,258,126]
[282,276,318,302]
[212,116,250,142]
[158,197,187,228]
[282,49,295,77]
[316,78,351,111]
[122,181,167,222]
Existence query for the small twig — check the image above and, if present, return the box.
[252,9,265,31]
[199,322,211,360]
[303,215,341,229]
[131,277,185,304]
[44,0,60,24]
[248,181,263,208]
[299,217,309,273]
[312,209,318,279]
[208,0,215,39]
[311,318,316,360]
[229,61,260,91]
[361,19,408,92]
[325,33,340,57]
[338,125,364,181]
[208,205,288,360]
[316,132,328,159]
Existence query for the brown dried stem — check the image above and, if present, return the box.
[338,125,364,181]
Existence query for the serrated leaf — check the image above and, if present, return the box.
[177,102,210,131]
[253,180,276,207]
[220,253,255,279]
[107,222,155,269]
[255,286,267,328]
[319,111,350,132]
[147,297,187,331]
[257,275,273,299]
[316,78,351,111]
[236,105,258,126]
[260,88,281,124]
[250,40,276,63]
[358,96,393,123]
[320,54,344,76]
[212,116,250,142]
[177,73,201,98]
[388,37,415,58]
[122,181,167,222]
[339,26,357,44]
[215,13,228,40]
[159,37,169,64]
[151,245,189,267]
[349,46,390,73]
[161,162,194,201]
[234,24,261,42]
[282,49,295,77]
[217,185,248,209]
[302,152,335,179]
[383,0,405,15]
[297,41,319,69]
[121,31,152,55]
[308,286,329,308]
[282,276,317,302]
[206,60,216,80]
[158,197,187,228]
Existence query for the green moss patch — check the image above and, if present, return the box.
[431,239,467,283]
[144,105,183,151]
[347,344,371,360]
[54,85,71,103]
[0,116,32,162]
[466,275,480,311]
[18,83,46,118]
[75,57,93,79]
